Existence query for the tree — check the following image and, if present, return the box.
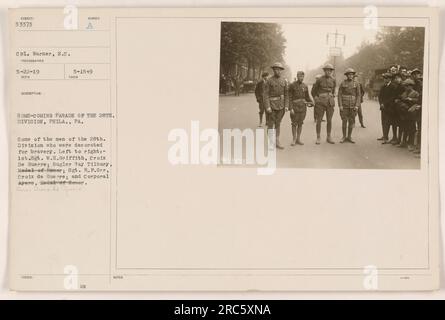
[305,27,425,85]
[220,22,287,80]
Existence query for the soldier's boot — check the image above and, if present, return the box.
[276,127,284,150]
[326,121,334,144]
[347,126,355,144]
[340,121,347,143]
[296,125,304,145]
[291,125,297,146]
[316,122,321,144]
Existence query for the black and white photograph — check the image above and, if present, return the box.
[218,21,425,169]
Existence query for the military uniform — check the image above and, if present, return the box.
[255,77,267,125]
[412,72,423,153]
[389,75,405,144]
[397,79,419,147]
[263,62,289,148]
[312,64,336,144]
[311,75,322,121]
[288,75,313,145]
[355,80,366,127]
[338,79,360,124]
[338,68,361,143]
[263,75,288,131]
[312,75,336,121]
[289,80,312,126]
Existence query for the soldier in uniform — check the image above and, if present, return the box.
[288,71,313,145]
[353,74,366,128]
[311,74,322,122]
[396,78,420,148]
[263,62,289,149]
[255,72,269,127]
[338,68,361,143]
[410,68,423,156]
[311,63,336,144]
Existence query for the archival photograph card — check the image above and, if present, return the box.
[8,7,440,291]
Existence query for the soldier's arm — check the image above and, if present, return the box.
[311,80,319,98]
[284,81,289,110]
[263,82,270,110]
[332,79,337,96]
[287,83,293,101]
[305,86,313,103]
[254,83,261,101]
[337,83,343,107]
[355,83,361,107]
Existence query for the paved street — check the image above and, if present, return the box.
[218,93,420,169]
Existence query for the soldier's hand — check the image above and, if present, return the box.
[285,107,289,112]
[339,107,343,112]
[266,107,272,113]
[290,109,294,115]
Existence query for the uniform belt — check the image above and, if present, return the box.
[292,99,306,103]
[318,92,332,97]
[269,96,282,101]
[341,95,356,98]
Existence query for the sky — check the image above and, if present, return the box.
[282,23,378,74]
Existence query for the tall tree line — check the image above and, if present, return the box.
[306,27,425,84]
[220,22,287,80]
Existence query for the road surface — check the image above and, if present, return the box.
[218,93,420,169]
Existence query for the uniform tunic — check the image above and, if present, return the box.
[263,75,289,111]
[288,80,312,125]
[263,75,289,131]
[255,79,266,114]
[311,75,336,120]
[338,79,361,122]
